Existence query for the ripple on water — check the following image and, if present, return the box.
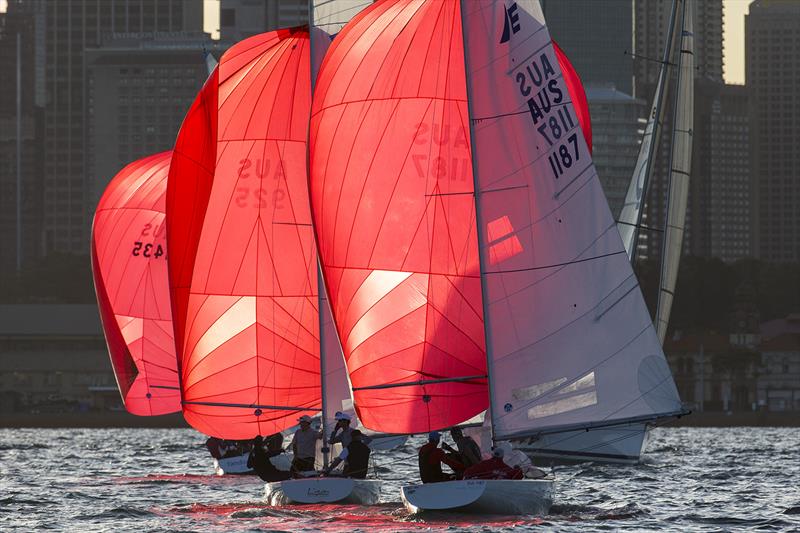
[1,427,799,532]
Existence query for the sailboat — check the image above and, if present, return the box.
[311,0,684,514]
[166,26,388,504]
[517,0,696,465]
[92,151,180,416]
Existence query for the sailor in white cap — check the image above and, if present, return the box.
[329,411,356,448]
[290,414,322,475]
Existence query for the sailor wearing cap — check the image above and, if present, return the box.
[329,411,359,448]
[417,431,465,483]
[290,414,322,476]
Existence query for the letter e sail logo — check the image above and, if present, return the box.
[500,2,521,44]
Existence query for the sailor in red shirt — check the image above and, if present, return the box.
[463,446,524,480]
[418,432,465,483]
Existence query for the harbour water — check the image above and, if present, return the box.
[2,427,799,532]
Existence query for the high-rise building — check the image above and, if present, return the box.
[542,0,634,95]
[85,32,216,210]
[0,1,45,274]
[747,0,800,262]
[220,0,306,42]
[35,0,202,255]
[688,81,750,261]
[586,85,646,218]
[635,0,723,90]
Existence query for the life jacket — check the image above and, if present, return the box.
[418,442,444,483]
[342,440,371,479]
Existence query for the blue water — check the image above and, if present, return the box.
[1,427,799,531]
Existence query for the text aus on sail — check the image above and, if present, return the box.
[235,158,291,210]
[516,52,580,181]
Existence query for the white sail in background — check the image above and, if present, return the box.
[460,0,683,440]
[617,0,681,261]
[204,50,218,76]
[656,0,694,343]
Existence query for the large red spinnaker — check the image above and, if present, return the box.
[310,0,488,434]
[167,29,318,439]
[553,40,592,154]
[92,151,180,416]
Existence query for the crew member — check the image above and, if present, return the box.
[323,429,371,479]
[329,412,355,447]
[290,415,322,476]
[442,427,482,468]
[418,431,465,483]
[463,447,524,480]
[248,434,291,482]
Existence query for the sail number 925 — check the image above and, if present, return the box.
[132,241,164,259]
[547,133,579,180]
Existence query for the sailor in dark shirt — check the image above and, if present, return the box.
[418,431,464,483]
[322,430,371,479]
[247,433,292,482]
[442,427,482,468]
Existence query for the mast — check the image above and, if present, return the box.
[656,0,694,342]
[458,0,498,448]
[16,32,22,274]
[308,0,329,469]
[618,0,680,263]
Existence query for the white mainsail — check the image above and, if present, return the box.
[617,0,681,261]
[460,0,683,441]
[656,0,694,343]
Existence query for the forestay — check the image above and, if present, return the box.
[460,0,683,440]
[656,0,694,343]
[167,29,320,439]
[309,0,488,434]
[92,151,180,416]
[618,0,680,261]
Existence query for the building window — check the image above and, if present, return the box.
[221,8,236,27]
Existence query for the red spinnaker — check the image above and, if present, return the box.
[92,151,180,416]
[167,29,319,439]
[310,0,488,434]
[553,40,592,154]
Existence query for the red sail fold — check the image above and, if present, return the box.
[92,151,180,416]
[553,40,592,154]
[310,0,488,434]
[167,29,319,439]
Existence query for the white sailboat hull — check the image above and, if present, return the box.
[514,423,651,465]
[213,454,254,475]
[264,478,381,505]
[401,479,553,515]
